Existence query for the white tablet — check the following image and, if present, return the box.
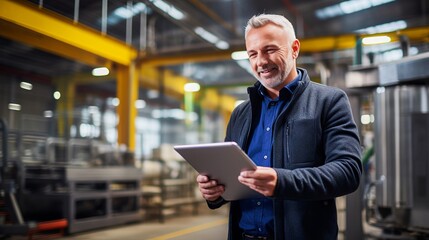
[174,141,261,200]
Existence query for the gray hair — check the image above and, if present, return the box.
[245,14,296,43]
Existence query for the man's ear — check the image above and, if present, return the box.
[292,39,300,59]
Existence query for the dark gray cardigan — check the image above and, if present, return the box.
[207,68,362,240]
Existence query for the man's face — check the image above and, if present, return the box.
[245,23,299,93]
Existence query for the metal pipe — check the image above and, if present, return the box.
[140,8,147,51]
[354,35,362,65]
[0,118,8,181]
[9,192,24,224]
[102,0,107,34]
[126,1,133,45]
[400,35,410,57]
[74,0,80,23]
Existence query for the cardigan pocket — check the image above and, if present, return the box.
[286,118,318,166]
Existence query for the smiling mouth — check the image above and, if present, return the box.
[258,67,277,75]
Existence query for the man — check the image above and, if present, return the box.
[197,14,362,240]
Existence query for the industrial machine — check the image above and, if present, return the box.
[19,137,142,234]
[0,118,142,236]
[0,118,68,238]
[346,52,429,239]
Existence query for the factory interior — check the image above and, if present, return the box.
[0,0,429,239]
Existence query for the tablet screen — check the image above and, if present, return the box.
[174,142,261,200]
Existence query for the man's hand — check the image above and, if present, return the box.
[238,166,277,197]
[196,174,225,201]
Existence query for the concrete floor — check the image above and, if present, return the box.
[63,206,228,240]
[4,205,229,240]
[60,213,228,240]
[68,206,229,240]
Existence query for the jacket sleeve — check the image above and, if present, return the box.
[274,89,362,200]
[206,197,228,209]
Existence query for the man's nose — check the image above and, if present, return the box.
[256,54,268,66]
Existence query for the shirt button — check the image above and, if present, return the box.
[258,228,262,232]
[257,201,261,206]
[264,155,268,159]
[266,127,270,131]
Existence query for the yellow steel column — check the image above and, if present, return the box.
[53,77,75,138]
[55,81,66,138]
[116,64,138,151]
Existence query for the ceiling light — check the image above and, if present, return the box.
[216,41,230,50]
[362,36,391,45]
[114,8,134,19]
[53,91,61,100]
[194,27,229,50]
[316,0,395,19]
[44,110,53,118]
[113,2,146,19]
[315,5,343,19]
[194,27,218,44]
[92,67,109,76]
[20,82,33,90]
[150,0,185,20]
[109,3,149,25]
[184,83,200,92]
[339,0,371,14]
[231,51,249,60]
[356,20,407,34]
[8,103,21,111]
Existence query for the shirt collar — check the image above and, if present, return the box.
[258,68,302,100]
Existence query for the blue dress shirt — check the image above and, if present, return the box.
[239,70,302,237]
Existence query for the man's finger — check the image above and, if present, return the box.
[196,174,209,183]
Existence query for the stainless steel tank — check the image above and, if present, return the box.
[347,52,429,235]
[374,85,429,227]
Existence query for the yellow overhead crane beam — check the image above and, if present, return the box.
[300,26,429,52]
[141,26,429,66]
[0,0,136,66]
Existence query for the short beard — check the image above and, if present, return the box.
[255,71,284,89]
[254,59,294,90]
